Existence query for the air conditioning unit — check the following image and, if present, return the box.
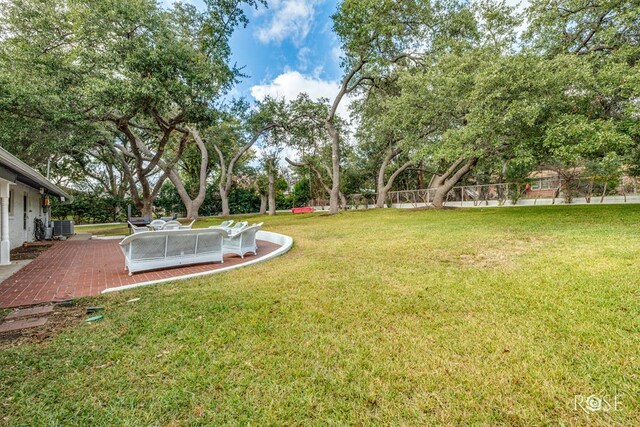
[53,220,74,236]
[45,225,53,240]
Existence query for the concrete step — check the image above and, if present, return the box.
[0,317,48,333]
[4,305,54,320]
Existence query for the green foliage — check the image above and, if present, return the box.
[543,115,633,167]
[525,0,639,55]
[0,0,264,215]
[155,182,186,216]
[51,191,132,224]
[228,186,261,214]
[288,177,312,207]
[333,0,477,69]
[505,161,535,204]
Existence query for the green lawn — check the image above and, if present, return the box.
[1,205,639,425]
[75,223,131,236]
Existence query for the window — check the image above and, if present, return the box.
[23,194,27,230]
[8,190,13,216]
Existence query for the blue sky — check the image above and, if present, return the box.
[230,0,343,97]
[164,0,345,105]
[162,0,528,113]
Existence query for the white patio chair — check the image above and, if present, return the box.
[223,224,261,258]
[179,219,196,230]
[209,220,233,229]
[148,219,166,230]
[228,221,248,234]
[128,221,149,234]
[162,220,182,230]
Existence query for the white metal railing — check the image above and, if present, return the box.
[383,175,640,207]
[307,176,640,210]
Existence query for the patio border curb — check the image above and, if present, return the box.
[101,230,293,294]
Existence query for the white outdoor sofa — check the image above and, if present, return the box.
[119,228,226,275]
[223,224,261,258]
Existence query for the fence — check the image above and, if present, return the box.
[384,175,640,208]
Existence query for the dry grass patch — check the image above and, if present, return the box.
[457,236,548,268]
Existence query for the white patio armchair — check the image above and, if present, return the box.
[208,220,233,230]
[227,221,248,235]
[179,219,196,230]
[119,228,226,275]
[148,219,166,230]
[128,221,149,234]
[223,224,261,258]
[162,220,182,230]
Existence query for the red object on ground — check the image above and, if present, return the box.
[0,239,280,308]
[291,207,315,214]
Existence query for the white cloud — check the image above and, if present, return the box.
[297,47,311,71]
[256,0,322,45]
[250,70,351,119]
[251,70,336,102]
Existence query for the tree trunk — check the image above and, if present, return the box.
[111,124,176,221]
[600,181,608,203]
[322,60,368,214]
[432,186,451,208]
[432,158,478,208]
[375,146,394,208]
[179,197,204,220]
[259,195,267,215]
[220,187,230,217]
[166,129,208,220]
[326,122,341,214]
[213,125,276,219]
[170,170,207,220]
[375,189,387,208]
[375,146,412,208]
[586,177,594,203]
[268,168,276,216]
[141,200,153,218]
[285,157,333,208]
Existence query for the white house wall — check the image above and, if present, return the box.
[6,182,46,249]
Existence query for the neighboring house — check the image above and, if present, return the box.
[526,169,562,198]
[0,147,71,265]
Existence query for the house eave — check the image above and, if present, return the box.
[0,146,72,201]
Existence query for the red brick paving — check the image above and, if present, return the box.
[0,239,279,308]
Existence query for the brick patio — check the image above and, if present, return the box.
[0,239,279,308]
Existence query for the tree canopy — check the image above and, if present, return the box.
[0,0,638,218]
